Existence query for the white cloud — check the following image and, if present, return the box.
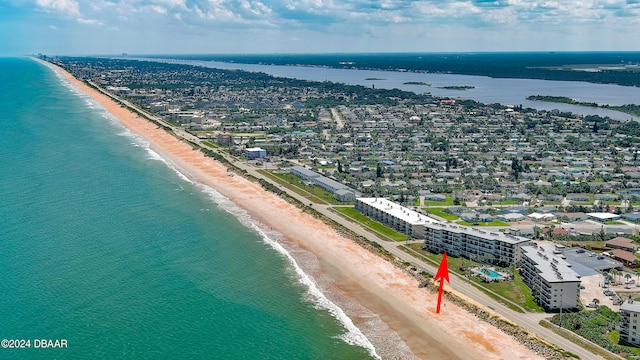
[36,0,80,16]
[77,17,103,25]
[22,0,640,53]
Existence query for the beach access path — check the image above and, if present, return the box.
[60,70,609,359]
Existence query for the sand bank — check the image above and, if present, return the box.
[47,61,542,360]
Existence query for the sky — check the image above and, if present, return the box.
[1,0,640,55]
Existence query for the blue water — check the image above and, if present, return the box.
[0,58,378,359]
[486,269,502,279]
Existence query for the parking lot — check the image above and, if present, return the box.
[563,248,621,276]
[580,274,620,309]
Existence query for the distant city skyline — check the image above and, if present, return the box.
[1,0,639,55]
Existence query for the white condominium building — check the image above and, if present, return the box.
[620,299,640,346]
[355,198,438,238]
[423,222,530,267]
[520,244,581,310]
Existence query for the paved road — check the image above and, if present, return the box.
[330,107,345,130]
[93,82,611,360]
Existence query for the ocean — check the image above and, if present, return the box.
[0,58,377,359]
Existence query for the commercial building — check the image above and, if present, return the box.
[520,244,581,310]
[620,299,640,346]
[244,147,267,160]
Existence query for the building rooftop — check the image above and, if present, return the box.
[522,244,581,283]
[587,212,621,220]
[606,237,638,250]
[621,299,640,312]
[428,221,531,245]
[357,197,438,226]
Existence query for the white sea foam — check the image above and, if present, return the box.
[196,185,381,359]
[120,146,382,358]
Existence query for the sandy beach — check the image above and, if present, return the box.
[47,61,543,360]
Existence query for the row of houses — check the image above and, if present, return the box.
[355,197,583,310]
[605,237,640,268]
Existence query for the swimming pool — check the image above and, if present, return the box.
[484,268,502,279]
[473,267,507,281]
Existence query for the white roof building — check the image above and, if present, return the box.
[520,243,581,310]
[527,212,556,221]
[587,212,621,222]
[355,198,437,238]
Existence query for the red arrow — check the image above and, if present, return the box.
[434,251,450,314]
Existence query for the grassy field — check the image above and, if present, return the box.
[201,141,218,148]
[422,207,459,221]
[457,219,510,227]
[332,207,408,241]
[470,273,543,312]
[423,194,455,206]
[488,199,522,205]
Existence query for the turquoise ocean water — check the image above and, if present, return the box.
[0,58,377,359]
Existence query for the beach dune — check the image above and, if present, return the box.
[48,61,543,360]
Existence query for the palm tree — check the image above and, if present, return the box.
[610,269,620,286]
[605,272,615,288]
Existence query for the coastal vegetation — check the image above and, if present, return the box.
[539,320,619,360]
[527,95,599,107]
[548,306,640,357]
[403,81,430,85]
[528,95,640,117]
[439,85,475,90]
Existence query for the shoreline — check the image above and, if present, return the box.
[42,59,545,359]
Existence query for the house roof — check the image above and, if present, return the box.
[622,213,640,221]
[606,237,638,250]
[587,212,621,220]
[528,213,555,220]
[609,249,639,263]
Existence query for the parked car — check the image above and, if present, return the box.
[613,297,622,305]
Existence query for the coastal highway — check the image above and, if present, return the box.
[89,81,610,360]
